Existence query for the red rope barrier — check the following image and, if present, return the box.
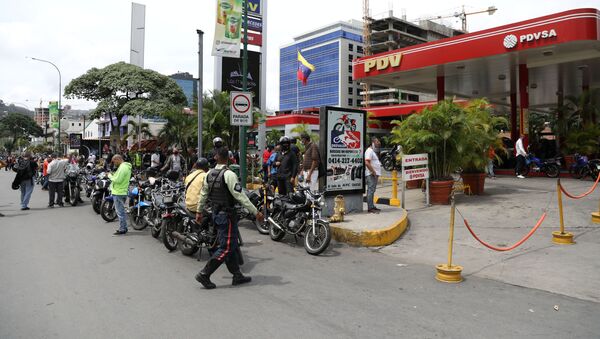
[559,172,600,199]
[461,213,547,252]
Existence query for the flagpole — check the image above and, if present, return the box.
[296,51,299,113]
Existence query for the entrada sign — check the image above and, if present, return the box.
[503,29,557,49]
[364,53,402,73]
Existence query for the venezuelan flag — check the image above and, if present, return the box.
[297,51,315,86]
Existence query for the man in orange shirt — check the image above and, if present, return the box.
[42,154,53,191]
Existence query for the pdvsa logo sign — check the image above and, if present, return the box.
[503,29,557,49]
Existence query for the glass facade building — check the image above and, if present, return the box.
[169,72,197,107]
[279,21,363,111]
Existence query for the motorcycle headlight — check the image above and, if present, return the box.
[319,200,325,207]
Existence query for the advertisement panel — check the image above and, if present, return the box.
[242,31,262,46]
[247,16,262,32]
[48,101,59,128]
[246,0,262,17]
[69,133,82,149]
[221,50,260,107]
[212,0,243,58]
[321,107,365,194]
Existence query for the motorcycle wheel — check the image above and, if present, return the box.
[269,220,285,241]
[382,157,394,171]
[569,165,584,179]
[161,219,179,251]
[255,219,269,234]
[129,207,148,230]
[545,164,560,178]
[69,185,79,206]
[304,220,331,255]
[151,222,161,238]
[92,196,102,214]
[180,238,199,256]
[100,200,117,222]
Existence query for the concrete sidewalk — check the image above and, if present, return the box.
[376,175,600,303]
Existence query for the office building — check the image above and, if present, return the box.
[169,72,197,107]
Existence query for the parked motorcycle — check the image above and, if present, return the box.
[517,154,561,178]
[381,145,402,171]
[64,165,82,206]
[91,173,110,214]
[267,185,331,255]
[127,179,153,230]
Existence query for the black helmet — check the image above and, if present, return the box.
[279,136,290,145]
[196,157,209,169]
[213,137,224,147]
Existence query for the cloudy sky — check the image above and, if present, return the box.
[0,0,597,112]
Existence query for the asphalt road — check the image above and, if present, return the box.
[1,171,599,338]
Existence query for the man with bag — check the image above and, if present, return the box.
[184,158,209,214]
[13,152,38,211]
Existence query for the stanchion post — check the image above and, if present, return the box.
[390,170,400,206]
[592,192,600,223]
[435,193,463,283]
[553,179,575,244]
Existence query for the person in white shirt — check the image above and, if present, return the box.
[515,134,527,179]
[151,149,161,169]
[364,136,382,213]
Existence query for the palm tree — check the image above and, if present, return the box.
[266,129,282,146]
[158,109,197,152]
[202,90,236,149]
[122,119,153,148]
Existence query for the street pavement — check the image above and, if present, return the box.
[1,170,599,338]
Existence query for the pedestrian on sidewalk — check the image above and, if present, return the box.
[109,155,132,235]
[300,132,321,192]
[13,152,38,211]
[275,137,297,196]
[161,147,186,177]
[515,133,527,179]
[487,146,496,179]
[47,153,68,207]
[365,136,382,214]
[42,154,52,190]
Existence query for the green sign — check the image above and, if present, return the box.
[212,0,243,58]
[49,101,59,128]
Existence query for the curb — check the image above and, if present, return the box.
[362,195,402,207]
[330,209,408,247]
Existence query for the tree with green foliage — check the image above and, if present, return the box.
[0,113,43,152]
[158,109,197,154]
[64,62,187,151]
[266,129,282,147]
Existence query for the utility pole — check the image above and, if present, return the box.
[197,29,204,156]
[239,0,249,185]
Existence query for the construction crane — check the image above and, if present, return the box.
[415,5,497,32]
[362,0,371,108]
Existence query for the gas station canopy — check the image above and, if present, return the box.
[353,8,600,118]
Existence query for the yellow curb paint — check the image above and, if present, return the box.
[330,209,408,247]
[591,211,600,224]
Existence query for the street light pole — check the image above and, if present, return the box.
[29,57,62,153]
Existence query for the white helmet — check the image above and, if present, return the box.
[213,137,224,147]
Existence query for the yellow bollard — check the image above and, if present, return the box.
[436,195,463,283]
[552,179,575,244]
[592,195,600,223]
[390,170,400,206]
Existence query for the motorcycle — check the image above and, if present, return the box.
[127,178,153,230]
[382,145,402,171]
[568,153,589,179]
[267,184,331,255]
[237,188,267,234]
[581,159,600,180]
[146,177,182,238]
[333,114,357,132]
[64,165,82,206]
[517,153,561,178]
[91,173,110,214]
[100,186,117,222]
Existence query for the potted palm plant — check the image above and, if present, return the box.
[391,100,465,204]
[459,99,507,195]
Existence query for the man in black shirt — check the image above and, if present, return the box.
[275,137,298,195]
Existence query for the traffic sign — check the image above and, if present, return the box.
[230,91,253,126]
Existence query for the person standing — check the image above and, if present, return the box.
[194,147,264,289]
[46,153,68,208]
[207,137,224,168]
[109,155,132,235]
[150,148,161,170]
[515,134,527,179]
[487,146,496,179]
[42,154,52,191]
[364,137,382,214]
[161,147,185,176]
[300,132,321,192]
[14,152,38,210]
[275,137,298,196]
[184,158,209,214]
[262,145,273,180]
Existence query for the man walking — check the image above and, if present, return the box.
[194,147,264,289]
[300,132,321,192]
[275,137,298,196]
[14,152,38,210]
[515,133,527,179]
[42,154,52,190]
[109,155,132,235]
[47,153,68,208]
[364,137,382,214]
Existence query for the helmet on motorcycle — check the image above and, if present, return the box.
[213,137,224,148]
[291,190,305,204]
[195,157,209,170]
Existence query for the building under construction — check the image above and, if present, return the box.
[362,11,464,107]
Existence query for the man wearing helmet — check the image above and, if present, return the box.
[275,136,298,196]
[207,137,224,168]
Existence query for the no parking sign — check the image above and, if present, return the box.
[230,91,253,126]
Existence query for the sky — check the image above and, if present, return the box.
[0,0,598,112]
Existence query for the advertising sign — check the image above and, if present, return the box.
[321,107,365,194]
[48,101,59,128]
[246,0,262,17]
[247,16,262,32]
[401,153,428,181]
[230,91,253,126]
[221,50,260,107]
[69,133,82,149]
[242,31,262,46]
[212,0,243,58]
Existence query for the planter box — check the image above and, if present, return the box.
[461,173,486,195]
[406,179,424,189]
[429,180,454,205]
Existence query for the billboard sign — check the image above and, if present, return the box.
[221,50,260,107]
[246,0,262,17]
[230,91,253,126]
[69,133,82,149]
[49,101,59,128]
[212,0,243,58]
[320,107,365,194]
[242,31,262,46]
[247,16,262,32]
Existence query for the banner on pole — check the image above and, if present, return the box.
[212,0,243,58]
[49,101,59,129]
